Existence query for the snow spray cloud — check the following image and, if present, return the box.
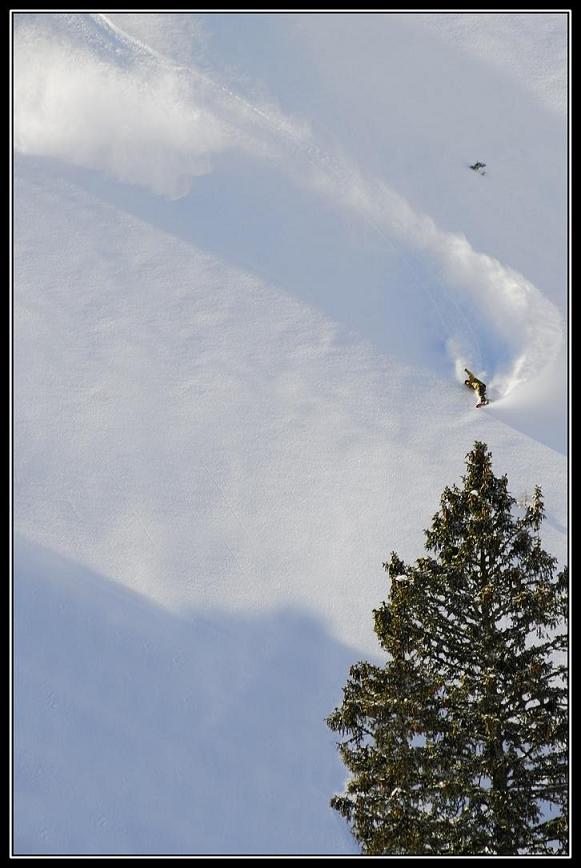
[305,163,563,400]
[13,13,563,396]
[13,14,309,199]
[14,23,225,199]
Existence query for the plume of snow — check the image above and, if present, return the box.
[13,14,310,199]
[309,164,563,400]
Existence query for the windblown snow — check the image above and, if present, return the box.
[13,12,567,856]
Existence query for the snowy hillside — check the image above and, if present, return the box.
[13,12,568,855]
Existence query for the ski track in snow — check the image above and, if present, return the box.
[94,12,566,399]
[14,12,564,402]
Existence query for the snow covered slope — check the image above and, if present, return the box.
[13,12,568,855]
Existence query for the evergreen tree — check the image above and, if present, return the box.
[327,442,568,855]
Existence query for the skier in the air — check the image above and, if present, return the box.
[464,368,489,408]
[469,161,486,174]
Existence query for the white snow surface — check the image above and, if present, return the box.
[13,12,568,856]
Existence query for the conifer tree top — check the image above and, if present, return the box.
[327,441,568,856]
